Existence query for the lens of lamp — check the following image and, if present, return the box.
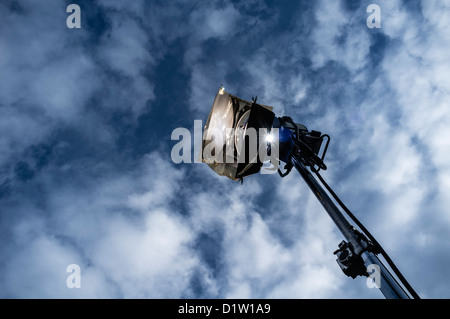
[234,110,250,157]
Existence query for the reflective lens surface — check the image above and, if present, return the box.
[203,90,234,164]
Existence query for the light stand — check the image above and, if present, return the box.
[201,88,420,299]
[274,113,420,299]
[291,155,411,299]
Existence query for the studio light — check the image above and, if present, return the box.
[265,133,274,143]
[201,87,420,299]
[202,87,275,181]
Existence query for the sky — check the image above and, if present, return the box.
[1,0,450,299]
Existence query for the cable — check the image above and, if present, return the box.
[314,170,421,299]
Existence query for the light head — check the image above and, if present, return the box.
[202,87,329,181]
[202,88,275,181]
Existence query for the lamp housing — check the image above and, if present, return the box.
[202,88,275,181]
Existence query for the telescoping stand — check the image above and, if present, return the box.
[273,116,420,299]
[201,88,420,299]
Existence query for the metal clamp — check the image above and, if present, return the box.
[333,240,368,279]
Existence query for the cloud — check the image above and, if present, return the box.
[189,3,241,42]
[2,0,450,300]
[1,152,200,298]
[310,0,371,73]
[184,0,450,298]
[92,208,197,298]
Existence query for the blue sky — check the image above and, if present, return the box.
[1,0,450,298]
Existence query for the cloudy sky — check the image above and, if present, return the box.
[1,0,449,299]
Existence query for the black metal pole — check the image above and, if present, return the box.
[291,156,410,299]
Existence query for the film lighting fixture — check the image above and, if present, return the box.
[201,87,420,299]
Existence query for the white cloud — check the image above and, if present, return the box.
[189,3,241,41]
[376,1,450,234]
[99,15,154,77]
[0,0,159,173]
[223,212,292,297]
[2,234,111,298]
[311,0,371,73]
[1,152,203,298]
[3,0,450,300]
[92,209,197,298]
